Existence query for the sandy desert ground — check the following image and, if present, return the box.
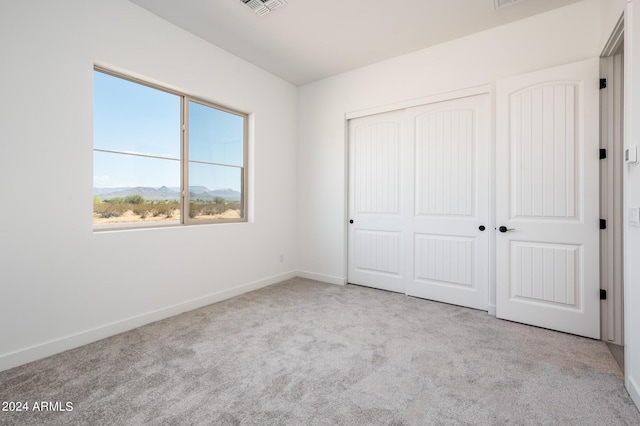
[93,209,241,227]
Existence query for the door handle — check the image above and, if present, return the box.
[479,225,486,231]
[498,226,515,233]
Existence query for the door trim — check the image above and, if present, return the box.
[600,25,624,345]
[345,85,491,120]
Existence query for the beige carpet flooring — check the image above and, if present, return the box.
[1,277,639,425]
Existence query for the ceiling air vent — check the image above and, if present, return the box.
[241,0,287,16]
[494,0,526,9]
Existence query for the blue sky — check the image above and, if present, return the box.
[93,70,244,191]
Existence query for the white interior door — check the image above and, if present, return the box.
[348,94,490,311]
[405,96,490,310]
[495,58,600,339]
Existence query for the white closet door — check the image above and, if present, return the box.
[495,58,600,339]
[405,95,490,310]
[347,110,408,293]
[348,94,490,311]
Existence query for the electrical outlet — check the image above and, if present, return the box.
[625,145,639,164]
[279,253,284,262]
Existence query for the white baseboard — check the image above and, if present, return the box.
[0,271,297,373]
[296,270,346,285]
[628,375,640,413]
[487,304,497,316]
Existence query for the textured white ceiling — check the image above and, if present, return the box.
[130,0,582,85]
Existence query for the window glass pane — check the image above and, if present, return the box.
[188,162,243,221]
[93,67,248,230]
[93,151,180,228]
[94,70,180,159]
[189,101,244,167]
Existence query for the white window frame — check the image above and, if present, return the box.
[93,66,248,231]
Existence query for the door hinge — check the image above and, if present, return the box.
[600,289,607,300]
[600,219,607,230]
[600,149,607,160]
[600,78,607,90]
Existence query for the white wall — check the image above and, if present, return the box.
[0,0,298,370]
[298,0,602,294]
[624,0,640,410]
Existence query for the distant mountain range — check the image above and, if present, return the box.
[94,186,241,201]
